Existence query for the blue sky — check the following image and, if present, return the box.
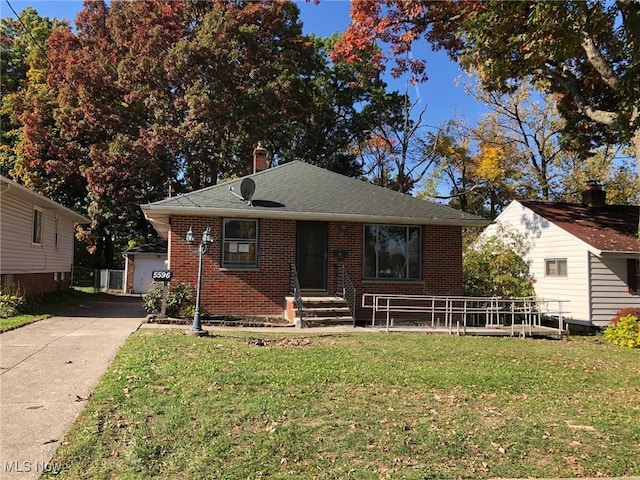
[2,0,486,128]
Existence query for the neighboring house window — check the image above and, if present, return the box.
[545,258,567,277]
[627,259,639,293]
[222,219,258,267]
[364,225,421,280]
[54,215,60,249]
[32,207,43,245]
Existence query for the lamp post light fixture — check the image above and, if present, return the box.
[186,226,214,337]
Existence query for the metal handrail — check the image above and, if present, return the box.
[361,293,567,335]
[341,265,357,325]
[290,263,304,327]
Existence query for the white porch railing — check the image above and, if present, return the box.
[361,294,567,336]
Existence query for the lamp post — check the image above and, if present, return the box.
[186,226,213,337]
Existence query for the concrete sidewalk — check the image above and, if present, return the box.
[0,296,143,479]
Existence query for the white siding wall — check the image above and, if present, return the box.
[590,254,640,326]
[481,201,591,324]
[0,193,76,274]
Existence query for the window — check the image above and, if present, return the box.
[54,215,60,249]
[545,258,567,277]
[32,207,43,245]
[364,225,421,280]
[222,219,258,268]
[627,259,639,293]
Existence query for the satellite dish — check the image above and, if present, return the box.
[240,178,256,201]
[229,178,256,206]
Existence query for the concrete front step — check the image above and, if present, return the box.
[285,295,354,327]
[299,296,353,327]
[303,316,354,328]
[302,306,351,317]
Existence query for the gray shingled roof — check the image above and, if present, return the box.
[142,161,489,236]
[125,240,168,256]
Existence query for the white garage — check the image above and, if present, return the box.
[123,241,168,293]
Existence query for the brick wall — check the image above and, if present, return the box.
[125,256,134,293]
[1,272,70,296]
[168,216,463,321]
[169,216,296,317]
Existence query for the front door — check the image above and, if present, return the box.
[296,221,328,291]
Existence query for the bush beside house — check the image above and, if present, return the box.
[604,308,640,348]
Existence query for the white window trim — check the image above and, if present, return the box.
[544,258,567,277]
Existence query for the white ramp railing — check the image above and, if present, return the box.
[361,294,566,335]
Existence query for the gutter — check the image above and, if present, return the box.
[140,206,491,228]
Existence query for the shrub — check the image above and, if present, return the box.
[143,282,194,317]
[0,286,26,318]
[604,314,640,349]
[610,307,640,325]
[463,235,535,298]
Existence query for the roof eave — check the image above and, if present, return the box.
[141,206,491,238]
[1,176,90,224]
[599,249,640,256]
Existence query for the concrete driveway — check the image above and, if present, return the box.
[0,295,144,479]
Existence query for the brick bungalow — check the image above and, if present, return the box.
[141,147,488,326]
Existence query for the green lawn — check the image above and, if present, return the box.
[46,330,639,479]
[0,289,109,333]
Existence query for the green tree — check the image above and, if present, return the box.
[335,1,640,164]
[557,146,639,205]
[463,234,535,298]
[276,34,401,177]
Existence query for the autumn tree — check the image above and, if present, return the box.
[557,146,639,205]
[0,8,67,176]
[335,1,640,164]
[417,117,521,218]
[466,83,569,201]
[10,0,402,267]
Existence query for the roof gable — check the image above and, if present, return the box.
[142,161,488,236]
[0,175,89,224]
[519,200,640,254]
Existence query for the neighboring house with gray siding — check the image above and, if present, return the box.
[0,175,89,296]
[483,182,639,327]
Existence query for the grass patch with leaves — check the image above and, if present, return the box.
[0,288,110,333]
[46,331,640,479]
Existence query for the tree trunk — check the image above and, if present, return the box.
[632,126,640,174]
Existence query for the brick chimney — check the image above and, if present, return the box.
[253,143,268,173]
[582,180,606,208]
